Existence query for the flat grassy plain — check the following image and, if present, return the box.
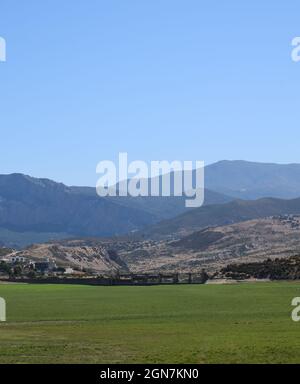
[0,282,300,364]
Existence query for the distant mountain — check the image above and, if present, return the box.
[2,158,300,248]
[0,173,232,248]
[141,197,300,238]
[100,159,300,206]
[71,186,233,219]
[205,160,300,199]
[0,174,156,247]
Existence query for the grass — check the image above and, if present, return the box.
[0,282,300,363]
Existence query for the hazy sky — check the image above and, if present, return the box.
[0,1,300,186]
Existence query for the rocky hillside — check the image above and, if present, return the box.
[7,215,300,274]
[0,247,14,257]
[13,239,129,274]
[119,215,300,273]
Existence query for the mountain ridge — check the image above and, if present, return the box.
[140,197,300,238]
[0,173,231,247]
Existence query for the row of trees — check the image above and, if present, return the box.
[219,256,300,280]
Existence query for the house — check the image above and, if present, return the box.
[34,262,51,274]
[11,256,27,264]
[34,258,57,274]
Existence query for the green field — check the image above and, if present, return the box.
[0,282,300,364]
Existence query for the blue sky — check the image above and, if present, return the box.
[0,1,300,186]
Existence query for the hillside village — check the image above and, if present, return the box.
[0,252,76,279]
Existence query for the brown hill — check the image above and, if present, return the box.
[10,215,300,275]
[120,215,300,273]
[13,239,129,274]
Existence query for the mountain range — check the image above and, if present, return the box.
[0,173,229,248]
[205,160,300,199]
[2,160,300,248]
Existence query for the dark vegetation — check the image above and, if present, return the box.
[219,255,300,280]
[0,247,13,256]
[171,230,224,250]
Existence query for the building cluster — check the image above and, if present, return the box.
[0,255,74,276]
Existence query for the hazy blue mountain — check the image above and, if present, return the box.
[0,173,232,248]
[0,174,156,247]
[205,160,300,199]
[2,159,300,247]
[71,186,233,219]
[101,159,300,204]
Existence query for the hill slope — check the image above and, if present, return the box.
[0,174,156,246]
[141,197,300,238]
[12,238,129,273]
[121,215,300,273]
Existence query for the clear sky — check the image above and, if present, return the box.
[0,1,300,186]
